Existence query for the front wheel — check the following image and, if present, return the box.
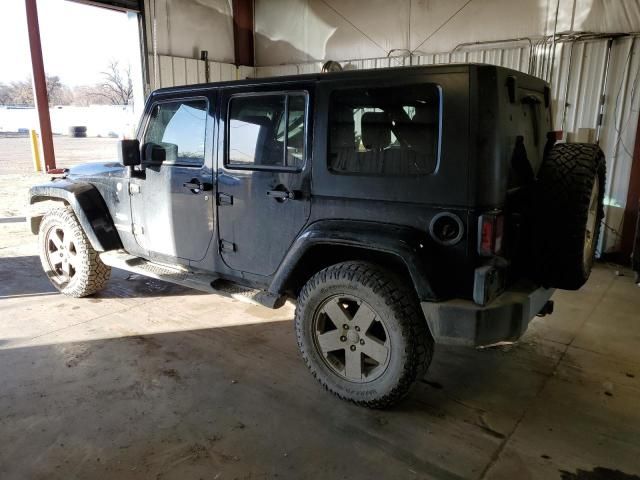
[38,207,111,297]
[295,261,433,408]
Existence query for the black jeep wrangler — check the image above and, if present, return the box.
[28,64,605,408]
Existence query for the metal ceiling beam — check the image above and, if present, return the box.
[232,0,254,67]
[65,0,141,13]
[25,0,56,172]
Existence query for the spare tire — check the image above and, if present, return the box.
[533,143,606,290]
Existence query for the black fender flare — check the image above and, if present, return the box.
[28,179,122,252]
[269,220,439,301]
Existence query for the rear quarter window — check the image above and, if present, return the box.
[328,84,440,176]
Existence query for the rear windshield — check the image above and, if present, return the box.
[328,84,440,176]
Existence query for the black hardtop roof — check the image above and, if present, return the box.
[150,63,539,96]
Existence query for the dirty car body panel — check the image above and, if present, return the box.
[27,64,558,348]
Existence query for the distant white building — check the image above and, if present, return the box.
[0,104,137,138]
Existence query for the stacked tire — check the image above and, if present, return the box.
[68,126,87,138]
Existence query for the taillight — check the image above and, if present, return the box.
[478,212,504,256]
[551,130,563,141]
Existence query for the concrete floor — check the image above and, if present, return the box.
[1,176,640,480]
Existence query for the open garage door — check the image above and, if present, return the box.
[66,0,146,113]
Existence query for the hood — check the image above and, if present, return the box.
[65,162,125,179]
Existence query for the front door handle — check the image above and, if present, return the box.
[183,181,201,191]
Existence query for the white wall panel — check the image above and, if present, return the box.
[538,37,640,252]
[238,65,256,80]
[299,62,324,74]
[158,55,175,88]
[143,0,234,62]
[185,58,200,85]
[220,63,238,82]
[254,0,640,67]
[254,0,549,66]
[208,61,222,83]
[147,54,238,90]
[599,37,640,250]
[171,57,187,86]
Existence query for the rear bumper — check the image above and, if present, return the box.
[421,283,554,347]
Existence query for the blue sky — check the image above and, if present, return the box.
[1,0,137,86]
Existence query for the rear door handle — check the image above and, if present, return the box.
[267,189,298,201]
[183,180,213,193]
[266,190,292,199]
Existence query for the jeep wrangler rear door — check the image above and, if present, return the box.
[216,86,312,276]
[129,92,215,264]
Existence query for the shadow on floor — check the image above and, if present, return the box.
[0,318,561,480]
[0,255,204,299]
[561,467,640,480]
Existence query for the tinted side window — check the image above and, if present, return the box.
[227,93,306,170]
[143,100,207,165]
[328,84,440,176]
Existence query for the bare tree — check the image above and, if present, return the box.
[0,76,72,106]
[0,83,11,105]
[45,76,73,105]
[8,80,34,106]
[46,76,62,102]
[94,60,134,105]
[72,85,110,106]
[0,64,133,107]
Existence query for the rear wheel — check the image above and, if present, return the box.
[295,261,433,408]
[38,207,111,297]
[534,143,606,289]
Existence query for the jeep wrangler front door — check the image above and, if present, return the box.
[130,94,215,264]
[217,88,311,276]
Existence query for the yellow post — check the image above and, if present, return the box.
[30,129,42,172]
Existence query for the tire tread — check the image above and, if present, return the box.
[295,261,433,408]
[38,207,111,297]
[534,143,606,289]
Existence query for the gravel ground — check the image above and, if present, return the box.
[0,174,43,219]
[0,135,120,175]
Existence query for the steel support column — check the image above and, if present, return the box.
[232,0,254,67]
[25,0,56,172]
[620,110,640,260]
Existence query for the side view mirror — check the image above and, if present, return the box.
[142,142,178,164]
[118,139,141,166]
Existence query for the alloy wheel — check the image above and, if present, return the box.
[583,174,600,271]
[44,225,78,285]
[312,294,391,383]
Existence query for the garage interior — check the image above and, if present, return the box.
[2,0,640,479]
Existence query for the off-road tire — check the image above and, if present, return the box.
[295,261,433,408]
[38,207,111,297]
[534,143,606,290]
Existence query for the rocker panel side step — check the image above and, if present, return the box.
[100,250,217,293]
[99,251,286,308]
